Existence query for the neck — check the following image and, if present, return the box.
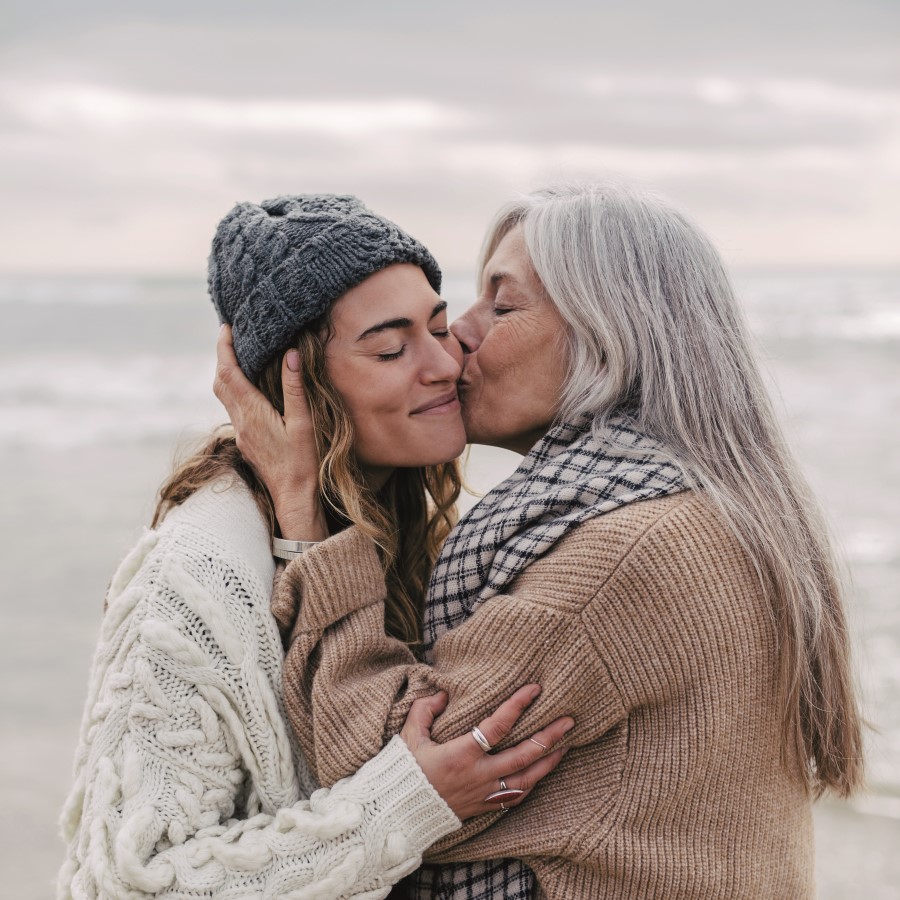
[361,465,395,493]
[496,427,551,457]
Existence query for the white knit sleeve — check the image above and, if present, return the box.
[58,525,459,900]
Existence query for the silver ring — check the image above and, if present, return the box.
[499,779,508,791]
[528,737,548,751]
[484,785,525,803]
[471,726,492,753]
[500,801,509,812]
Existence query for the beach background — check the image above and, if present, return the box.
[2,270,899,898]
[2,1,899,897]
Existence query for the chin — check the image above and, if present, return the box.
[419,435,467,466]
[425,420,468,464]
[446,432,469,460]
[381,432,466,469]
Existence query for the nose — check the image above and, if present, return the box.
[422,330,463,383]
[450,306,482,355]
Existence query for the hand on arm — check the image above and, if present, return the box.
[401,687,573,820]
[213,324,327,541]
[278,530,625,791]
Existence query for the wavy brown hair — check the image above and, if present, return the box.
[153,320,461,648]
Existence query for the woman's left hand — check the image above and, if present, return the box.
[400,686,574,821]
[213,325,327,541]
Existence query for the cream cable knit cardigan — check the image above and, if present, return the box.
[57,480,459,899]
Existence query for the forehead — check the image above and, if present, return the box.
[482,224,542,294]
[486,225,527,271]
[331,263,440,329]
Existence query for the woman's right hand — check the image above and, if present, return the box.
[214,325,327,541]
[400,685,573,821]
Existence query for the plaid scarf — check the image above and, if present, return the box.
[408,416,687,900]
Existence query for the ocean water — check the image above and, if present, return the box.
[1,271,898,898]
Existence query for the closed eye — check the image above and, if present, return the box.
[377,347,405,361]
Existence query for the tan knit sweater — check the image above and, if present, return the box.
[273,492,815,899]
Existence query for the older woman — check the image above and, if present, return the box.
[217,181,864,899]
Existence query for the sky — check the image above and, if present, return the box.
[1,0,898,274]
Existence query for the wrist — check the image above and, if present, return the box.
[273,536,321,561]
[334,737,460,851]
[275,499,329,542]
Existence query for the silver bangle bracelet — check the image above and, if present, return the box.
[272,536,321,561]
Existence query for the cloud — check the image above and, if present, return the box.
[0,7,898,271]
[2,82,470,137]
[584,74,900,119]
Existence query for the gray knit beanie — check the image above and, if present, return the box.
[208,194,442,381]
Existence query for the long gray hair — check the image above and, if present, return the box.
[480,180,863,798]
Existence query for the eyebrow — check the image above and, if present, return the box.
[489,271,519,290]
[357,301,447,341]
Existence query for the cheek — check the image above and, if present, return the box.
[347,373,405,422]
[473,319,567,424]
[328,362,394,432]
[342,384,400,462]
[477,322,531,387]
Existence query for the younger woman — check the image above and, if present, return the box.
[58,195,570,899]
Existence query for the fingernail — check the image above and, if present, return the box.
[562,718,575,733]
[286,350,300,372]
[529,684,542,700]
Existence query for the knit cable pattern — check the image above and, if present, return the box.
[208,194,443,381]
[58,483,458,899]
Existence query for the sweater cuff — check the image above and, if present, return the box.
[334,735,461,858]
[283,526,386,632]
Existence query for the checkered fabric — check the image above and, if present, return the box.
[411,858,533,899]
[412,415,687,900]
